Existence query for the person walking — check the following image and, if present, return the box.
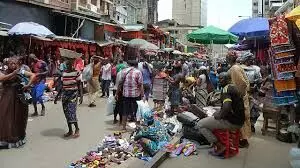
[139,59,153,101]
[0,57,35,148]
[87,56,103,107]
[101,59,112,98]
[61,58,83,138]
[116,60,143,131]
[227,51,251,148]
[29,54,48,116]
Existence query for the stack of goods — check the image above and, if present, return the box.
[269,15,298,106]
[69,134,134,168]
[152,72,168,102]
[167,140,198,157]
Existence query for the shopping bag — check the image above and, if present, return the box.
[82,63,93,81]
[136,100,151,121]
[106,96,116,116]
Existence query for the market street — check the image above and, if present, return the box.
[0,96,294,168]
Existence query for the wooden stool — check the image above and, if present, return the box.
[261,106,281,136]
[213,129,240,158]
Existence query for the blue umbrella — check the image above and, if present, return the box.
[8,22,55,37]
[228,18,269,39]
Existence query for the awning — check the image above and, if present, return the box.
[52,10,123,28]
[32,35,53,41]
[97,41,114,47]
[54,36,96,44]
[122,24,144,31]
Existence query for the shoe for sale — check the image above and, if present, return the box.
[100,95,105,98]
[88,103,96,107]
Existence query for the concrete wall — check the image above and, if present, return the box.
[172,0,204,26]
[0,1,52,29]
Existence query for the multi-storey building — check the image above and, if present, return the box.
[0,0,115,40]
[172,0,207,27]
[252,0,270,17]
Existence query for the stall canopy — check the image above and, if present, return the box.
[140,42,159,50]
[228,17,269,39]
[128,38,148,47]
[186,25,238,44]
[8,22,55,37]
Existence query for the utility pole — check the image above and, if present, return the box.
[261,0,264,17]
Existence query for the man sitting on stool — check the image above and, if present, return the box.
[196,72,245,156]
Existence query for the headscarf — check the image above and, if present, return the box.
[142,110,154,126]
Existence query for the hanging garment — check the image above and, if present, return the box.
[270,15,290,46]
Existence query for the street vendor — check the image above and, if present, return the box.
[227,51,251,148]
[195,72,245,156]
[134,110,170,156]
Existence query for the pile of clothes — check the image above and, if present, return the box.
[166,140,198,157]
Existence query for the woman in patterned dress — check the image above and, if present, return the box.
[61,58,83,138]
[0,57,35,148]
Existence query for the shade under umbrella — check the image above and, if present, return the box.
[8,22,55,37]
[228,18,269,39]
[140,42,159,50]
[128,38,148,47]
[187,25,238,44]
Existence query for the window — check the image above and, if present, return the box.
[253,2,258,6]
[117,15,120,21]
[123,19,126,23]
[175,30,178,34]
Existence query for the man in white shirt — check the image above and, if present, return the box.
[101,59,112,98]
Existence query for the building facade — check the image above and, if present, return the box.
[252,0,270,17]
[172,0,207,27]
[156,19,200,45]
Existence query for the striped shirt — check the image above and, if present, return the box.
[122,67,143,98]
[62,71,81,91]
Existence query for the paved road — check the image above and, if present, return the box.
[0,97,118,168]
[0,96,294,168]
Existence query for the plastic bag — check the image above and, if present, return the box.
[82,63,93,81]
[136,100,151,121]
[106,96,116,116]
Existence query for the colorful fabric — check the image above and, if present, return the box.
[74,58,84,72]
[270,15,290,46]
[116,63,126,73]
[33,60,48,83]
[62,90,78,123]
[122,67,143,98]
[62,71,80,91]
[195,86,208,107]
[135,120,170,154]
[31,81,46,104]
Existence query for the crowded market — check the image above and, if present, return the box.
[1,1,300,168]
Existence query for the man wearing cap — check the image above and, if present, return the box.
[29,54,48,116]
[227,51,251,148]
